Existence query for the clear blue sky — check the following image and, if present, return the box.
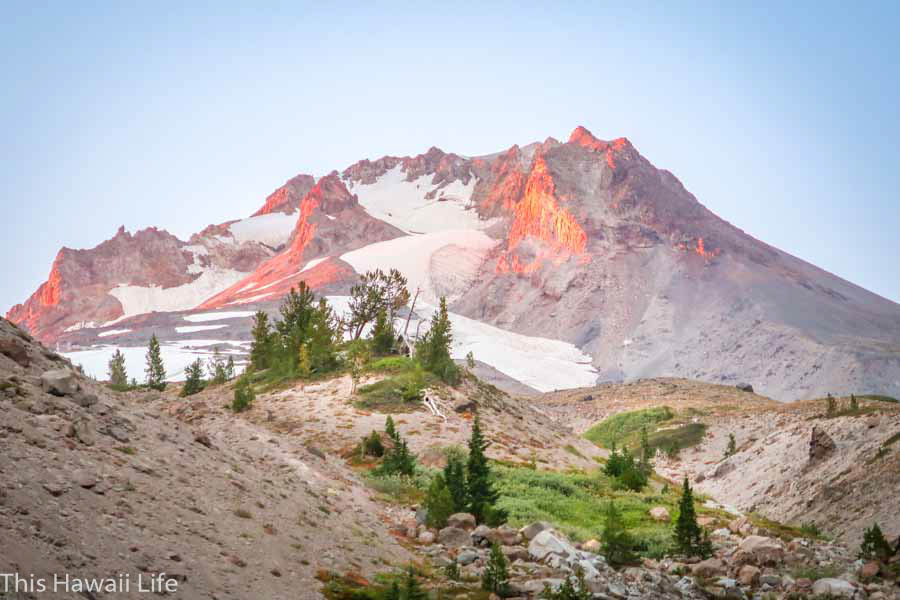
[2,1,899,311]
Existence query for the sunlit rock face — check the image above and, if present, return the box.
[9,126,900,401]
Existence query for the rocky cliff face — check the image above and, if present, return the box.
[8,126,900,400]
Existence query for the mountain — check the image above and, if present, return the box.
[8,126,900,400]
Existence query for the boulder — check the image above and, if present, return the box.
[452,398,476,413]
[489,525,521,546]
[712,460,736,479]
[737,564,760,586]
[73,392,98,408]
[811,578,855,598]
[457,549,479,565]
[73,470,98,489]
[860,561,880,579]
[447,513,476,531]
[728,517,749,534]
[692,558,726,578]
[809,426,836,462]
[68,418,96,446]
[41,369,78,396]
[520,521,553,541]
[582,539,602,553]
[417,530,435,544]
[732,536,784,566]
[501,545,530,562]
[649,506,670,522]
[437,526,470,547]
[736,383,754,393]
[471,524,492,546]
[0,337,30,367]
[528,530,577,563]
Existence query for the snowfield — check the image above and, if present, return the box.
[109,268,247,319]
[339,230,497,303]
[348,166,487,234]
[410,302,598,393]
[63,340,248,382]
[226,212,297,247]
[97,329,132,338]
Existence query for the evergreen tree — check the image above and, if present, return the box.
[604,442,626,478]
[225,355,235,380]
[444,560,460,582]
[466,416,503,524]
[401,566,427,600]
[415,296,457,383]
[207,347,228,384]
[249,311,273,370]
[540,566,592,600]
[232,375,254,412]
[850,394,859,412]
[673,476,711,557]
[180,358,205,397]
[306,297,338,373]
[859,523,894,562]
[361,431,385,457]
[826,393,837,417]
[725,433,737,457]
[144,334,166,390]
[384,582,400,600]
[481,542,510,596]
[276,283,317,366]
[297,345,311,378]
[107,349,128,387]
[371,307,395,355]
[380,417,416,476]
[385,415,399,442]
[465,351,476,370]
[601,501,636,566]
[443,454,468,513]
[423,474,455,529]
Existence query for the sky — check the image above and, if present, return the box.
[2,1,899,312]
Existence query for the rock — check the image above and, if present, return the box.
[437,526,471,547]
[728,517,749,534]
[712,460,736,478]
[692,558,726,577]
[193,431,213,448]
[417,530,435,544]
[73,392,98,408]
[811,578,855,598]
[737,565,760,586]
[41,369,78,396]
[732,536,784,566]
[649,506,670,522]
[0,337,30,366]
[490,525,521,546]
[501,545,530,562]
[447,513,476,531]
[520,579,564,595]
[736,383,754,393]
[415,506,428,525]
[759,573,782,587]
[68,418,96,446]
[809,426,836,462]
[471,524,492,546]
[528,530,577,562]
[43,480,68,497]
[582,539,602,553]
[457,549,479,565]
[73,470,97,489]
[698,516,716,527]
[452,397,476,413]
[520,521,553,541]
[860,560,880,579]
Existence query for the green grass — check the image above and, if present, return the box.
[859,394,898,404]
[748,513,828,541]
[365,356,418,373]
[645,423,708,456]
[583,407,674,449]
[356,359,440,409]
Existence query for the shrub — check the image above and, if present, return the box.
[423,474,455,529]
[724,433,737,457]
[362,431,385,457]
[232,376,254,413]
[481,543,510,595]
[859,523,894,562]
[540,566,592,600]
[180,358,205,397]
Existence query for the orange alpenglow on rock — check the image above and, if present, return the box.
[497,155,589,274]
[568,125,629,169]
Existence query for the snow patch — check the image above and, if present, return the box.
[409,302,598,393]
[109,268,246,318]
[227,212,297,247]
[64,321,100,332]
[97,329,132,338]
[183,311,255,323]
[349,166,487,234]
[63,343,247,382]
[339,230,497,303]
[175,324,228,334]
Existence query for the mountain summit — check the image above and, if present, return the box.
[8,127,900,400]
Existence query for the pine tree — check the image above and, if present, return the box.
[673,476,710,557]
[423,474,455,529]
[481,542,510,596]
[466,416,502,524]
[107,349,128,387]
[232,375,254,412]
[401,566,427,600]
[306,297,338,373]
[180,358,205,397]
[605,442,625,477]
[380,417,416,477]
[601,501,636,566]
[725,433,737,457]
[415,296,457,383]
[384,581,400,600]
[297,344,312,378]
[443,455,468,513]
[207,347,227,384]
[850,394,859,412]
[859,523,894,562]
[371,307,395,355]
[249,311,273,371]
[826,393,837,417]
[225,355,235,380]
[144,334,166,390]
[385,415,398,443]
